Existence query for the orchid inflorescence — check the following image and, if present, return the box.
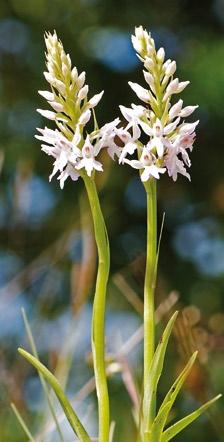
[119,26,199,182]
[36,27,198,187]
[36,31,121,188]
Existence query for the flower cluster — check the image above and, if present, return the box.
[36,29,199,188]
[117,26,199,182]
[36,31,121,188]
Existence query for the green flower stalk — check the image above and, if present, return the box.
[83,175,110,442]
[118,25,221,441]
[143,178,157,429]
[34,32,114,441]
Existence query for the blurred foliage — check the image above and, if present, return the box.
[0,0,224,440]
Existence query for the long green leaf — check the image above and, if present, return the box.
[150,402,172,442]
[162,394,222,441]
[143,311,178,434]
[18,348,90,442]
[21,308,64,442]
[11,403,35,442]
[153,351,198,433]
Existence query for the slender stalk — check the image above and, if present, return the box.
[143,178,157,433]
[83,175,110,442]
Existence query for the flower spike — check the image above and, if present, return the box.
[36,31,120,188]
[118,26,199,182]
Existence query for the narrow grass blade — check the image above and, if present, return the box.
[109,421,116,442]
[18,348,91,442]
[162,394,222,441]
[21,308,64,442]
[143,311,178,433]
[154,351,198,433]
[11,403,35,442]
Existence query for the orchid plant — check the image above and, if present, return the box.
[16,27,221,442]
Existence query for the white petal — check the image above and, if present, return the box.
[132,123,141,140]
[149,165,166,178]
[119,142,138,163]
[128,82,149,103]
[163,117,180,135]
[107,144,122,160]
[119,105,133,122]
[37,109,56,120]
[139,121,153,136]
[179,120,199,135]
[93,159,103,172]
[124,159,143,169]
[153,137,164,157]
[141,167,151,182]
[83,158,94,176]
[72,127,82,145]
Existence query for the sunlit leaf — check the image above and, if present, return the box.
[150,402,172,442]
[18,348,91,442]
[154,351,198,433]
[21,308,64,442]
[143,311,178,433]
[162,394,222,441]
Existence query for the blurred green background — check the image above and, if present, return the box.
[1,0,224,440]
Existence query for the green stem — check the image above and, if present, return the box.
[143,178,157,435]
[83,176,110,442]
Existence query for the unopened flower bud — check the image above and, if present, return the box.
[62,63,69,78]
[78,85,89,100]
[166,78,179,95]
[38,90,55,101]
[43,71,54,84]
[144,57,153,71]
[180,105,198,118]
[77,71,86,89]
[157,47,165,63]
[128,82,149,103]
[165,60,176,77]
[176,81,190,93]
[37,109,56,120]
[53,79,66,95]
[71,66,78,82]
[169,99,183,119]
[88,91,104,108]
[49,101,64,112]
[143,71,154,88]
[79,109,91,125]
